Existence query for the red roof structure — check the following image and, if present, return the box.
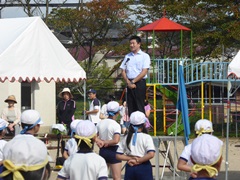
[138,17,191,32]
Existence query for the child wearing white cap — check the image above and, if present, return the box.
[0,119,8,163]
[62,120,82,159]
[0,135,51,180]
[116,111,155,180]
[96,101,122,180]
[20,110,43,135]
[57,120,108,180]
[190,134,223,179]
[177,119,214,174]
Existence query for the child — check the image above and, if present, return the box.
[97,101,122,180]
[0,135,51,180]
[177,119,214,173]
[20,109,43,135]
[62,119,82,159]
[57,120,108,180]
[190,134,223,180]
[144,100,152,130]
[116,111,155,180]
[0,119,8,163]
[119,101,129,134]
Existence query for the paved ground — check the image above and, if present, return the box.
[48,137,240,180]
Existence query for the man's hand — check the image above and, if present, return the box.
[127,83,136,89]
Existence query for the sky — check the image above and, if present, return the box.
[0,0,92,18]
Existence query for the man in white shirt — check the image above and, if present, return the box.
[86,89,101,125]
[120,35,151,116]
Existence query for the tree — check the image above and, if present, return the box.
[49,0,136,97]
[131,0,240,61]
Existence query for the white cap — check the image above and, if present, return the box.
[130,111,146,125]
[74,120,97,149]
[107,101,120,112]
[70,120,83,131]
[1,135,48,179]
[21,109,43,125]
[195,119,213,135]
[75,120,96,137]
[0,118,8,131]
[191,134,223,177]
[51,124,67,133]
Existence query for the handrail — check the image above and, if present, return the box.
[150,59,233,85]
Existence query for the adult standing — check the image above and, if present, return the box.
[86,89,101,125]
[57,88,76,135]
[1,95,21,136]
[120,35,151,116]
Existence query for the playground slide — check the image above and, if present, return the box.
[156,85,185,135]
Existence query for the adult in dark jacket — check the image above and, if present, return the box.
[57,88,76,135]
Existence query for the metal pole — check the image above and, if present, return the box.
[153,84,157,136]
[201,81,204,119]
[83,80,86,120]
[225,79,230,180]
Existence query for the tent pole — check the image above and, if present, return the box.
[225,79,230,180]
[83,80,86,120]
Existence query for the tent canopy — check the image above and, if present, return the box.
[228,50,240,78]
[0,17,86,83]
[138,17,191,32]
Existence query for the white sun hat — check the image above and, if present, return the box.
[20,110,43,134]
[75,120,97,137]
[107,101,120,112]
[130,111,146,125]
[0,135,48,179]
[21,109,43,125]
[70,119,83,137]
[74,120,97,148]
[51,124,67,134]
[129,111,147,146]
[0,118,8,131]
[70,119,83,131]
[191,134,223,177]
[195,119,213,136]
[58,87,73,98]
[107,101,120,116]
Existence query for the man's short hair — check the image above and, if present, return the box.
[129,35,141,43]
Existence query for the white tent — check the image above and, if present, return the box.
[0,17,86,82]
[0,17,86,131]
[228,50,240,78]
[226,50,240,180]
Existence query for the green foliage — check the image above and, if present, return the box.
[79,59,115,99]
[49,0,136,99]
[133,0,240,60]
